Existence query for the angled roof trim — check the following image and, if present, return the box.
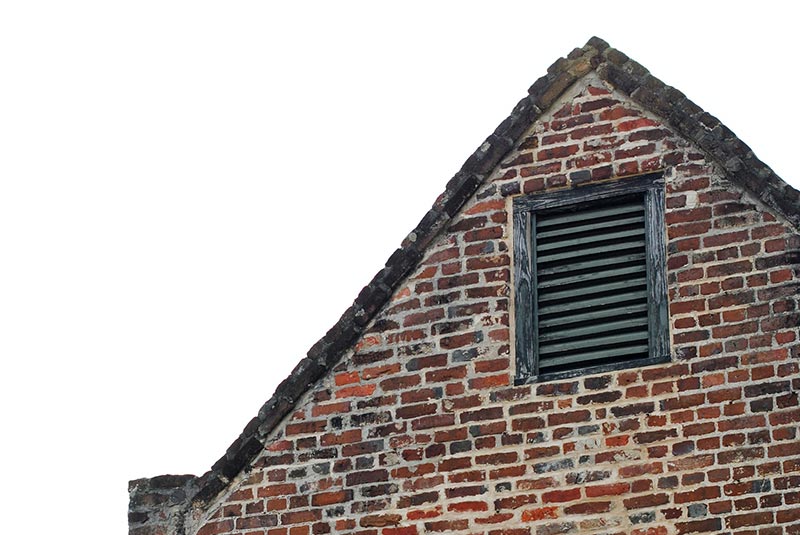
[158,36,800,510]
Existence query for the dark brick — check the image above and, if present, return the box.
[610,402,654,417]
[744,381,790,398]
[634,429,678,444]
[675,518,722,534]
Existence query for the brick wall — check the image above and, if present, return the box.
[130,475,199,535]
[156,74,799,535]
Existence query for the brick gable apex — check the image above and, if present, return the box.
[129,37,800,535]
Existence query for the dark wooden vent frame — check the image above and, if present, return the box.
[513,172,669,383]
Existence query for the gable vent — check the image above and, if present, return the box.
[534,194,650,375]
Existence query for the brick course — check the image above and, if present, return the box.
[130,39,800,535]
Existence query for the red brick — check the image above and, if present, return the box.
[197,520,234,535]
[384,528,418,535]
[336,384,377,399]
[520,506,558,521]
[675,519,722,534]
[312,490,352,506]
[320,429,361,446]
[520,162,561,177]
[541,488,581,503]
[667,207,713,224]
[403,309,445,327]
[585,482,629,497]
[563,501,611,514]
[726,512,773,529]
[669,221,713,239]
[623,493,669,509]
[469,373,510,389]
[580,97,619,112]
[537,144,579,160]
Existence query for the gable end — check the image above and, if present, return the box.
[129,37,800,535]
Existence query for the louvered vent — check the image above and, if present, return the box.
[534,194,650,375]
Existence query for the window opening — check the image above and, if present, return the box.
[513,173,669,382]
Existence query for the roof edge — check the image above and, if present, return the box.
[593,44,800,228]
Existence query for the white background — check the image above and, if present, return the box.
[1,2,798,533]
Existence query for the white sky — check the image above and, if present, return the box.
[1,2,798,533]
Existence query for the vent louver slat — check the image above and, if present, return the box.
[535,195,650,374]
[538,264,646,290]
[537,288,647,316]
[536,214,645,240]
[539,330,649,355]
[535,238,646,264]
[536,227,644,252]
[537,344,651,369]
[536,202,644,227]
[538,317,649,343]
[538,275,647,300]
[537,251,647,278]
[538,302,648,329]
